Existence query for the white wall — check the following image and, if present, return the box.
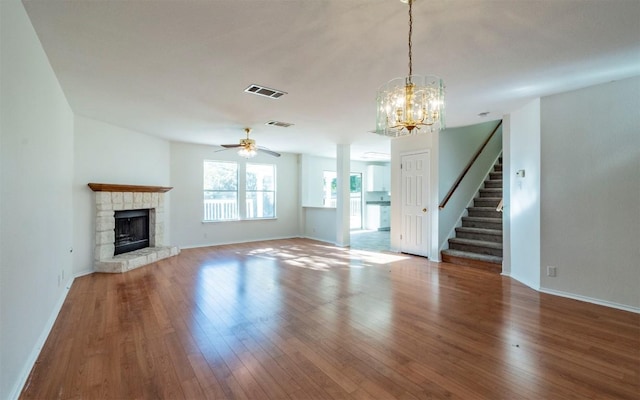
[390,133,439,259]
[73,116,171,275]
[505,99,541,289]
[299,154,371,205]
[304,207,337,243]
[299,154,372,243]
[301,154,338,207]
[502,115,512,276]
[438,120,502,251]
[540,77,640,309]
[170,142,299,247]
[0,1,74,398]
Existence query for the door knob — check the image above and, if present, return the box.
[422,208,427,213]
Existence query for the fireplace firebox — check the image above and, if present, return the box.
[114,209,150,255]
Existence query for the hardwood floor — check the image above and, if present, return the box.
[21,239,639,399]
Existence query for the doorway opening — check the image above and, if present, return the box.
[322,171,363,230]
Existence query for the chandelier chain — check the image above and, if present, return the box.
[408,0,413,79]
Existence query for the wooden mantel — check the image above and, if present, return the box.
[88,183,173,193]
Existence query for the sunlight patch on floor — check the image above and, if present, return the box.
[242,242,411,271]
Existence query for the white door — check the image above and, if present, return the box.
[401,151,431,257]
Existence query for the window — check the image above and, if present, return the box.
[204,161,238,221]
[203,161,276,221]
[246,163,276,219]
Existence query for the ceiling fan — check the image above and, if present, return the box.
[218,128,281,158]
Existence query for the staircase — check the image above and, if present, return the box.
[441,156,503,273]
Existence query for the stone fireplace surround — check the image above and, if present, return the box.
[88,183,179,273]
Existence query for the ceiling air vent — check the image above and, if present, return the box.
[265,120,294,128]
[244,84,287,99]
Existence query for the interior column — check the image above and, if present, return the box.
[335,144,350,247]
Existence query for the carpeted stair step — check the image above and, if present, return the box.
[479,188,502,198]
[484,179,502,189]
[441,154,503,273]
[442,249,502,264]
[448,238,503,257]
[455,227,503,243]
[474,197,502,207]
[441,249,502,273]
[467,207,503,219]
[462,216,502,230]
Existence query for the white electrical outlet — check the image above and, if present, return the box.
[547,266,557,277]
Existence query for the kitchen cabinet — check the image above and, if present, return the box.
[379,205,390,230]
[366,204,390,231]
[367,165,390,192]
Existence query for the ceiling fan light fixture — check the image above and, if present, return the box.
[219,128,281,158]
[237,130,257,158]
[375,0,445,138]
[238,147,257,158]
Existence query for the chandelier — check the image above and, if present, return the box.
[375,0,445,137]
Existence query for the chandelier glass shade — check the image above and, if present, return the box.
[375,0,445,137]
[376,75,445,137]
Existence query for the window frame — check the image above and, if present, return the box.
[203,160,277,222]
[245,162,277,220]
[203,160,240,221]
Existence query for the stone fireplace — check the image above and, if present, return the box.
[88,183,179,273]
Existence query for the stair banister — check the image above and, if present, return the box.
[439,120,503,209]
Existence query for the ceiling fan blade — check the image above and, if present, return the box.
[257,147,281,157]
[220,144,241,148]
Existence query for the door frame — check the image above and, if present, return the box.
[400,149,433,258]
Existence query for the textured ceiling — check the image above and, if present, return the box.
[23,0,640,159]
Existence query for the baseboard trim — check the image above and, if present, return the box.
[9,276,75,400]
[74,268,94,277]
[539,287,640,314]
[301,235,338,246]
[503,272,540,291]
[179,236,300,250]
[502,272,639,313]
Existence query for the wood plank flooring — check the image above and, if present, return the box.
[21,238,640,399]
